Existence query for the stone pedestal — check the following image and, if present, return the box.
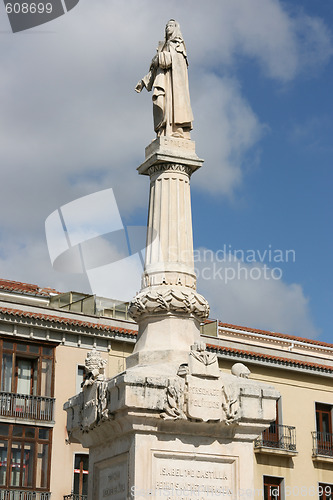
[65,347,279,499]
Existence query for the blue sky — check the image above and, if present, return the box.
[0,0,332,342]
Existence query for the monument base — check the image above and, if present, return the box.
[65,347,280,500]
[89,420,262,500]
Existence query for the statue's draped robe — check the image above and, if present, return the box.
[142,38,193,135]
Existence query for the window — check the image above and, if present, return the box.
[316,404,332,435]
[264,476,283,500]
[0,423,51,491]
[315,403,333,455]
[0,340,54,397]
[262,399,280,447]
[76,366,85,394]
[320,483,333,500]
[15,358,37,395]
[73,453,89,496]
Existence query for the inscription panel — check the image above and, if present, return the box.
[94,454,128,500]
[187,376,223,421]
[145,137,196,158]
[153,452,237,499]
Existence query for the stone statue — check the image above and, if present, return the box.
[135,19,193,139]
[82,349,107,387]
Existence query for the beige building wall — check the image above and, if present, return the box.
[51,341,133,498]
[107,341,133,378]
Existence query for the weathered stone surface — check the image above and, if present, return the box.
[65,345,279,441]
[65,347,280,499]
[94,455,128,500]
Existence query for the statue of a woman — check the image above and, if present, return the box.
[135,19,193,139]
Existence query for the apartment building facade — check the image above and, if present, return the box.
[0,279,332,499]
[0,280,136,499]
[210,322,333,500]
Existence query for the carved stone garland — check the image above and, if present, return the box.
[129,286,210,321]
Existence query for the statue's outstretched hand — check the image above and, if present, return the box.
[135,80,144,93]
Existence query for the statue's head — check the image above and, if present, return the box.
[231,363,251,379]
[165,19,183,41]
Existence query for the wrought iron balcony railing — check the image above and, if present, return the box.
[255,423,296,451]
[312,431,333,457]
[0,490,51,500]
[63,495,87,500]
[0,392,55,422]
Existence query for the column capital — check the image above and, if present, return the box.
[138,137,204,176]
[129,285,209,322]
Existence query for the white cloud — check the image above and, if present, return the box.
[220,0,299,81]
[191,75,266,196]
[195,250,318,338]
[0,236,91,293]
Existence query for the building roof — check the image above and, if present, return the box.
[0,279,59,297]
[207,343,333,374]
[0,306,137,337]
[219,321,333,350]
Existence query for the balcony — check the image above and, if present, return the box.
[255,424,297,456]
[312,431,333,462]
[0,491,50,500]
[0,392,55,422]
[63,496,87,500]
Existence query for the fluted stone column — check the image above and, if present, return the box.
[128,137,209,368]
[144,164,195,288]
